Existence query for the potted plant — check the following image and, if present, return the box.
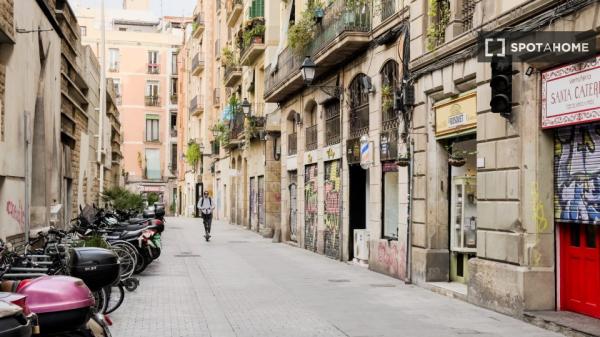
[446,142,476,167]
[288,1,323,55]
[396,152,410,167]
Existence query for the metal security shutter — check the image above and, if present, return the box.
[554,123,600,225]
[304,164,318,251]
[324,160,341,259]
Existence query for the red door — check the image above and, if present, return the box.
[560,223,600,318]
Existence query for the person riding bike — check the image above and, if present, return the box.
[197,191,215,241]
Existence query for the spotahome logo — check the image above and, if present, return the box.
[478,31,598,63]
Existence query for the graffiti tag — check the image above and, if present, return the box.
[6,200,25,229]
[531,183,549,266]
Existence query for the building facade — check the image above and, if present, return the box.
[0,0,122,241]
[200,0,600,324]
[76,0,186,213]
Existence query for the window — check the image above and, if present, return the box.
[148,51,159,74]
[349,74,369,139]
[112,78,122,105]
[145,115,160,142]
[171,53,178,74]
[171,143,178,171]
[170,112,177,137]
[145,149,161,180]
[324,100,340,145]
[109,48,120,72]
[381,60,399,129]
[305,103,317,151]
[146,81,159,97]
[80,26,87,36]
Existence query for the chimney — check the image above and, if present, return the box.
[122,0,150,10]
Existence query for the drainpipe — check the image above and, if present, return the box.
[98,0,106,201]
[24,113,30,246]
[405,134,414,284]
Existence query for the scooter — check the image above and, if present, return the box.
[2,276,112,337]
[0,292,35,337]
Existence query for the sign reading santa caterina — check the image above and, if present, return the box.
[541,54,600,129]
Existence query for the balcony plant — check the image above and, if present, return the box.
[242,22,265,48]
[381,84,394,112]
[221,46,238,67]
[288,1,324,55]
[426,0,450,51]
[185,140,201,170]
[446,142,476,167]
[211,120,231,147]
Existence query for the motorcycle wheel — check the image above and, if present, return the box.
[92,288,108,314]
[133,249,151,274]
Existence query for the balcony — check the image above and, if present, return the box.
[226,0,243,27]
[227,112,246,148]
[288,133,297,156]
[213,88,220,106]
[147,63,160,74]
[305,125,317,151]
[192,14,205,39]
[224,66,242,87]
[145,95,160,107]
[265,0,371,102]
[192,53,204,76]
[108,62,119,72]
[189,95,204,116]
[325,100,341,145]
[240,34,265,66]
[170,93,178,105]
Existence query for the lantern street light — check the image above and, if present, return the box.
[241,97,251,116]
[299,56,341,98]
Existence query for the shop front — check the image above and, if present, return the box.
[542,55,600,319]
[435,92,478,284]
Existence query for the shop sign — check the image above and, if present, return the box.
[435,92,477,137]
[541,55,600,129]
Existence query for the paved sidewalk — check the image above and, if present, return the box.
[110,217,560,337]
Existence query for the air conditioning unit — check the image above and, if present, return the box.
[353,229,370,263]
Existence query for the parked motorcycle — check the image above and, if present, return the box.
[0,292,35,337]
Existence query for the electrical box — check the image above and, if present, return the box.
[353,229,370,262]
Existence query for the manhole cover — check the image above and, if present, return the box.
[328,279,350,283]
[369,284,396,288]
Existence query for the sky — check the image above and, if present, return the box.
[71,0,196,17]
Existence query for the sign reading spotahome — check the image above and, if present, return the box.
[555,122,600,224]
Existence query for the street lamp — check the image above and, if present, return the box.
[241,98,251,116]
[300,56,317,85]
[299,56,341,98]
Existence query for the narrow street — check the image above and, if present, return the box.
[111,217,559,337]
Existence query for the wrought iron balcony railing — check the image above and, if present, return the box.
[305,125,318,151]
[288,133,297,156]
[145,95,160,107]
[147,63,160,74]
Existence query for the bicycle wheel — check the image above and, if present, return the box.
[110,246,135,280]
[105,283,125,314]
[92,288,108,314]
[110,241,138,265]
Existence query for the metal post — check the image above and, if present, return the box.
[24,112,30,245]
[98,0,106,202]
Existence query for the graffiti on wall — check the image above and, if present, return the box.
[370,240,406,280]
[531,183,550,266]
[6,200,25,230]
[324,160,341,258]
[554,124,600,225]
[304,164,318,251]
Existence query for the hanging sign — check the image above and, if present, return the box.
[541,55,600,129]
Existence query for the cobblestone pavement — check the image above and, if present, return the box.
[110,217,559,337]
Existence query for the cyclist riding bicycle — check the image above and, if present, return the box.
[197,191,215,241]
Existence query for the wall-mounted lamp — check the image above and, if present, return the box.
[241,97,251,116]
[300,56,342,98]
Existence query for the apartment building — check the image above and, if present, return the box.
[76,0,187,213]
[207,0,600,324]
[0,0,122,240]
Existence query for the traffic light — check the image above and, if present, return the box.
[489,55,512,117]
